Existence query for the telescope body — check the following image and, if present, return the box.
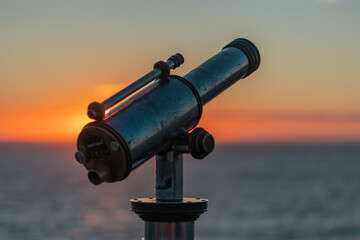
[76,38,260,184]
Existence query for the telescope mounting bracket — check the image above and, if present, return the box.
[130,127,215,240]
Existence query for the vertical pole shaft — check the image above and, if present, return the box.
[155,151,183,201]
[145,222,194,240]
[145,151,195,240]
[134,150,207,240]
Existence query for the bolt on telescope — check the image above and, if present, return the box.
[75,38,260,185]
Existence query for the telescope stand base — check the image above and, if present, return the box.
[144,221,194,240]
[131,198,208,240]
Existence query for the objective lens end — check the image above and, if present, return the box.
[223,38,260,77]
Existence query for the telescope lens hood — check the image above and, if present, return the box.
[223,38,260,77]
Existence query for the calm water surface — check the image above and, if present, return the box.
[1,143,360,240]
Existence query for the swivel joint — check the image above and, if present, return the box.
[172,127,215,159]
[188,128,215,159]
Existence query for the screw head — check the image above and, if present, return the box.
[110,141,121,152]
[75,150,88,164]
[87,109,97,119]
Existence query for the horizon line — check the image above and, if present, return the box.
[1,139,359,146]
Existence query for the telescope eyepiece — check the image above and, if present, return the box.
[88,171,101,185]
[87,160,114,185]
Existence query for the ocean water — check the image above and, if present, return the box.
[1,142,360,240]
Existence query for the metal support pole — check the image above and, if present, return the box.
[131,150,208,240]
[146,151,195,240]
[144,221,194,240]
[156,151,183,201]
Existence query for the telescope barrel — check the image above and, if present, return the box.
[87,54,184,121]
[184,38,260,104]
[76,38,260,183]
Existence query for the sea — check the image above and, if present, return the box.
[1,142,360,240]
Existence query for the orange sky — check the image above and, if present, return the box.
[1,1,360,143]
[1,83,359,143]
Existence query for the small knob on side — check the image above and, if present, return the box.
[188,128,215,159]
[168,53,184,69]
[87,102,105,121]
[75,150,88,164]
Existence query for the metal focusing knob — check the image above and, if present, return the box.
[75,150,88,164]
[188,128,215,159]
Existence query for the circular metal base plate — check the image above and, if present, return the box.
[130,197,208,222]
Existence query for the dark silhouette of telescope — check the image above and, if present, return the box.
[75,38,260,240]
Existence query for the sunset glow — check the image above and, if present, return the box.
[1,99,359,143]
[1,1,359,143]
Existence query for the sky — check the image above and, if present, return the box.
[0,0,359,143]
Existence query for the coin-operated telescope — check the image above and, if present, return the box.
[75,38,260,240]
